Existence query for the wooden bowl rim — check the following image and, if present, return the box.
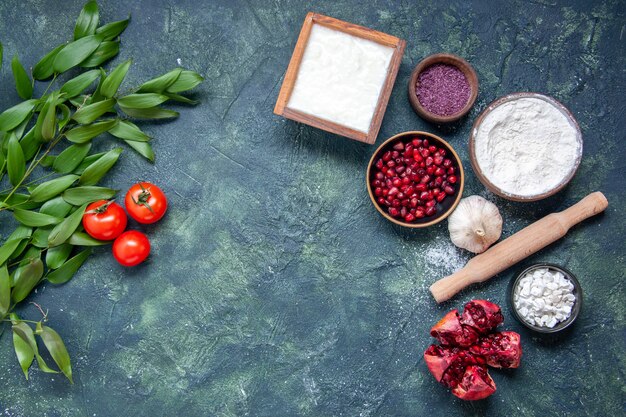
[469,92,583,202]
[408,53,479,124]
[366,131,465,228]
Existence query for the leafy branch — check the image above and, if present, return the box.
[0,1,203,382]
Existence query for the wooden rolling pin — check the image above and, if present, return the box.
[430,192,608,303]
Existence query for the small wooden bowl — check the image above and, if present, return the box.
[408,53,479,124]
[366,131,464,228]
[469,93,583,202]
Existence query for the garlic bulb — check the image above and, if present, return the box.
[448,196,502,254]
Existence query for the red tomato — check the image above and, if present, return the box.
[112,231,150,267]
[125,182,167,224]
[82,200,128,240]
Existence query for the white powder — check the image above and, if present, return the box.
[513,267,576,328]
[287,24,394,133]
[474,96,582,197]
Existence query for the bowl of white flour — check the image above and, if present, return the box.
[469,93,583,201]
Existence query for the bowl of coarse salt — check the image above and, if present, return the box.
[510,263,582,334]
[469,93,583,202]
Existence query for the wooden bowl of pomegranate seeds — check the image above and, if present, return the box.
[367,131,464,228]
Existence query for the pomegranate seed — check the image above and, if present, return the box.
[396,165,405,174]
[428,145,437,153]
[447,167,455,175]
[402,177,411,185]
[393,142,404,151]
[410,198,419,208]
[382,151,391,162]
[376,172,384,180]
[405,186,414,196]
[388,187,399,196]
[444,185,455,195]
[415,209,425,218]
[387,160,396,168]
[432,187,441,196]
[382,166,388,174]
[376,159,384,169]
[391,199,401,207]
[382,188,389,196]
[434,156,444,165]
[434,176,444,186]
[391,151,399,158]
[448,175,457,184]
[412,138,422,147]
[397,192,405,200]
[386,169,396,177]
[386,179,393,187]
[400,207,407,217]
[436,193,446,202]
[374,187,383,196]
[443,159,452,167]
[401,199,410,207]
[423,139,429,147]
[377,197,387,205]
[420,175,431,184]
[404,213,415,222]
[405,144,413,153]
[425,206,436,216]
[395,158,403,164]
[389,207,399,217]
[425,156,434,166]
[426,200,436,208]
[420,191,431,201]
[415,183,427,192]
[435,167,446,176]
[392,178,402,187]
[439,149,446,156]
[420,148,430,158]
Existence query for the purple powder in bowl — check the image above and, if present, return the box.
[416,64,471,117]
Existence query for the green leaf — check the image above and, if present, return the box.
[137,68,183,93]
[53,143,91,173]
[68,232,110,246]
[40,155,56,168]
[109,120,151,142]
[46,243,73,270]
[79,147,122,185]
[11,257,44,302]
[79,41,119,68]
[13,209,62,227]
[37,325,73,383]
[101,59,131,98]
[0,239,25,265]
[7,134,25,186]
[65,119,118,143]
[12,321,35,379]
[12,318,58,375]
[74,0,99,40]
[124,140,154,162]
[72,98,115,124]
[48,203,88,247]
[58,104,71,129]
[18,246,41,267]
[117,93,169,109]
[90,68,107,103]
[60,69,100,98]
[40,196,73,218]
[120,107,179,119]
[19,127,39,160]
[164,93,199,105]
[72,152,105,174]
[47,248,91,284]
[0,265,10,317]
[41,98,57,142]
[32,44,65,80]
[29,175,79,202]
[166,70,204,93]
[31,227,52,248]
[53,34,102,73]
[95,17,130,41]
[0,99,37,131]
[0,193,41,211]
[11,54,33,99]
[62,186,117,205]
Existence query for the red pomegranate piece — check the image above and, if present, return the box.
[461,299,504,334]
[424,300,522,401]
[451,365,497,401]
[430,310,478,347]
[471,331,522,369]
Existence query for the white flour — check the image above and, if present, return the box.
[474,97,581,197]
